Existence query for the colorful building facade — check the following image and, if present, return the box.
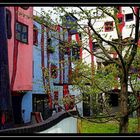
[6,6,33,124]
[82,6,140,116]
[22,11,83,123]
[0,6,83,126]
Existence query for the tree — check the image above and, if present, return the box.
[47,6,140,133]
[129,47,140,133]
[29,6,140,133]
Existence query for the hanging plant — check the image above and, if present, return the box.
[47,45,55,53]
[51,64,58,78]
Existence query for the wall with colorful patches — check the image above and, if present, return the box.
[6,6,33,125]
[1,6,83,126]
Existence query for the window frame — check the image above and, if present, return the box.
[16,21,28,44]
[125,13,134,22]
[104,21,113,32]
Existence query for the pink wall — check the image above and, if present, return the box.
[7,7,33,91]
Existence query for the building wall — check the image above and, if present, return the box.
[82,7,138,66]
[81,7,140,115]
[3,6,34,125]
[6,7,33,91]
[5,9,83,123]
[39,116,77,133]
[22,20,72,123]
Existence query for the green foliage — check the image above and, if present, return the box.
[47,46,55,53]
[71,60,120,116]
[81,118,137,133]
[45,7,140,132]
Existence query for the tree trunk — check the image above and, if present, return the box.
[119,78,129,133]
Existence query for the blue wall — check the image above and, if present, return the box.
[21,21,70,123]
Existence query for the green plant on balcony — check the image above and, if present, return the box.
[47,45,55,53]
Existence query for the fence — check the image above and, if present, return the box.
[0,110,81,134]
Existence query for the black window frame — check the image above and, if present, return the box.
[16,21,28,44]
[125,13,134,22]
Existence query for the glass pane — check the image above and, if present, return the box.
[22,25,27,33]
[21,33,27,43]
[16,32,21,40]
[16,23,21,32]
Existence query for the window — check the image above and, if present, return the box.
[6,9,12,39]
[54,91,58,101]
[33,94,51,120]
[16,22,28,44]
[33,25,38,45]
[65,14,78,35]
[47,38,55,53]
[51,64,58,78]
[92,42,100,52]
[59,40,66,60]
[125,13,133,22]
[104,21,113,32]
[97,62,102,69]
[47,38,52,46]
[109,94,118,107]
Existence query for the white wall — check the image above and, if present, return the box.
[82,7,138,66]
[38,117,77,133]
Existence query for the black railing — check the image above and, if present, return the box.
[0,110,77,134]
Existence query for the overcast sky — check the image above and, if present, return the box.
[34,7,96,26]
